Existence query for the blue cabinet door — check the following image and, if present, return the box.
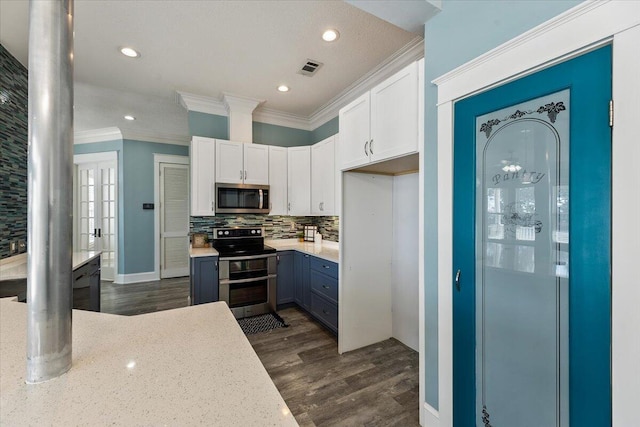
[294,252,311,310]
[190,256,219,305]
[276,251,295,305]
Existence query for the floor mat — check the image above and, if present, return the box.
[237,312,289,335]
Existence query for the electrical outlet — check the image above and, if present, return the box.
[10,241,17,254]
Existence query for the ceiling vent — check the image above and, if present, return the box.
[298,59,323,77]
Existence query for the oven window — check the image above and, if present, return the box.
[228,258,268,280]
[218,188,260,209]
[229,280,268,308]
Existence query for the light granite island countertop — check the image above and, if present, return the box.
[0,298,298,426]
[0,251,102,280]
[265,239,339,263]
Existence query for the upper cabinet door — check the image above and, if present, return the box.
[287,146,311,216]
[243,143,269,185]
[311,136,336,216]
[370,61,419,163]
[190,136,216,216]
[339,92,371,171]
[215,140,244,184]
[268,146,288,216]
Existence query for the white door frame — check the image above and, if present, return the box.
[428,2,640,426]
[74,151,118,281]
[153,154,189,280]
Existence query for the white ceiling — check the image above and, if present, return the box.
[0,0,426,136]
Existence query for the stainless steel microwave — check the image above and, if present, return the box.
[215,183,270,214]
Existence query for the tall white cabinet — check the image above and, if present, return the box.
[268,146,288,216]
[311,135,336,216]
[190,136,216,216]
[287,146,311,216]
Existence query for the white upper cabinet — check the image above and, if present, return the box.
[215,140,269,185]
[287,146,311,216]
[339,92,371,170]
[339,61,419,170]
[243,143,269,185]
[215,140,244,184]
[268,146,288,216]
[190,136,216,216]
[370,61,419,162]
[311,136,336,216]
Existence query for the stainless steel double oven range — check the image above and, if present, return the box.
[212,227,277,319]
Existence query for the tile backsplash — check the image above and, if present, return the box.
[190,215,339,243]
[0,45,28,259]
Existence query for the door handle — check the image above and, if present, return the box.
[98,228,102,238]
[455,269,461,292]
[369,139,374,155]
[364,140,369,156]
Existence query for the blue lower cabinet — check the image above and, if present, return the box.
[294,252,311,310]
[276,251,295,305]
[190,256,219,305]
[310,292,338,333]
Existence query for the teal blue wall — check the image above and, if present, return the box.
[188,111,338,146]
[74,139,188,276]
[422,0,582,408]
[188,111,228,139]
[253,121,312,147]
[311,116,339,144]
[121,139,189,274]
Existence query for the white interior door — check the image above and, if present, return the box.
[76,159,117,280]
[160,163,189,278]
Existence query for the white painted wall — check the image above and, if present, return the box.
[392,173,419,351]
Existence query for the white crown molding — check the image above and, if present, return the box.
[309,36,424,130]
[252,107,313,131]
[222,92,264,115]
[175,36,424,132]
[176,91,227,116]
[74,127,122,144]
[120,128,191,146]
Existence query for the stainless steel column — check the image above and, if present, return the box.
[26,0,74,384]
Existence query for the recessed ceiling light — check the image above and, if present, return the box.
[124,115,136,121]
[277,85,290,93]
[322,29,339,42]
[120,47,140,58]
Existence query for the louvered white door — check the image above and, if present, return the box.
[160,163,190,278]
[77,160,117,280]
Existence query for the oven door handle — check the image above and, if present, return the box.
[259,189,264,209]
[219,254,276,261]
[219,274,277,285]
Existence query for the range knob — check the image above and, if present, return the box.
[224,231,229,235]
[251,229,256,234]
[218,231,223,236]
[257,229,261,234]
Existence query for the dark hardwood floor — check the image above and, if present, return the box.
[249,307,421,427]
[2,277,420,426]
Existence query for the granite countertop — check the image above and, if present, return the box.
[0,251,101,281]
[0,298,298,426]
[265,239,339,264]
[189,240,339,264]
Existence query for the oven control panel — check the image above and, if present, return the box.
[213,227,263,239]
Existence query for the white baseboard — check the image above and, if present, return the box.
[423,402,440,427]
[114,271,159,284]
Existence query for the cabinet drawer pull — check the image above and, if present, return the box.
[322,309,329,315]
[322,284,330,289]
[323,265,330,269]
